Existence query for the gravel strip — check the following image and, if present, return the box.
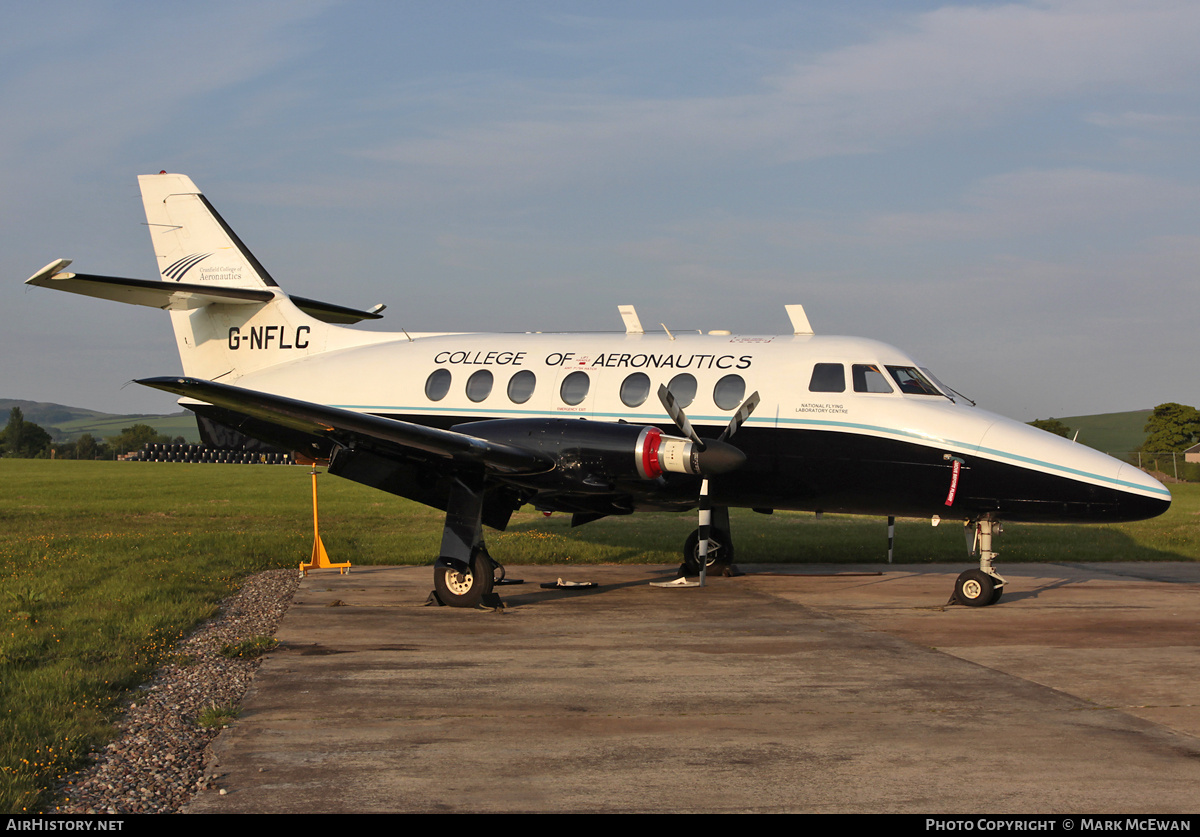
[56,569,300,815]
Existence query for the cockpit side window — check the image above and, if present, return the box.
[809,363,845,393]
[886,366,942,396]
[852,364,893,393]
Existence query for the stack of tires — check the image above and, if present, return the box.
[128,443,295,465]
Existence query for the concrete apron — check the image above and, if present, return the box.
[184,562,1200,813]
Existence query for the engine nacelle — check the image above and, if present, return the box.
[452,418,743,487]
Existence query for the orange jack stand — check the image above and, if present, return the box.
[300,467,351,576]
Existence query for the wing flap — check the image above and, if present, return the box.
[136,376,553,476]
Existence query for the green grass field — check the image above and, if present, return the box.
[3,459,1198,812]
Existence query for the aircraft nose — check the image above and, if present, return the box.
[1116,464,1172,520]
[976,416,1172,522]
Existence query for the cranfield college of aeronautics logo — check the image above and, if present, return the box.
[163,252,213,280]
[162,253,243,284]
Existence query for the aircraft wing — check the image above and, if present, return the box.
[135,376,553,476]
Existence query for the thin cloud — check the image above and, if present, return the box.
[864,169,1198,242]
[0,1,334,171]
[358,1,1200,195]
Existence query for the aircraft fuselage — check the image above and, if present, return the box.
[223,327,1170,525]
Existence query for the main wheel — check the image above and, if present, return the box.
[434,549,495,607]
[681,527,734,575]
[954,569,998,607]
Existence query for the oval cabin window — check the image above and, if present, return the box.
[466,369,494,402]
[620,372,651,408]
[713,374,746,411]
[666,373,697,408]
[507,370,536,404]
[425,368,452,401]
[560,371,590,406]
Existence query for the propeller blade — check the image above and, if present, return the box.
[719,391,760,443]
[657,384,705,451]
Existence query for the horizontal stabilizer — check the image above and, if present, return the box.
[136,376,553,476]
[25,261,384,323]
[289,295,385,324]
[26,261,271,310]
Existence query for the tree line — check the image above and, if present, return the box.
[1030,403,1200,454]
[8,401,1200,461]
[0,407,185,460]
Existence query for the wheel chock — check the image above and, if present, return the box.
[650,576,701,588]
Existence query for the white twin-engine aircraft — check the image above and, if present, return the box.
[27,173,1171,608]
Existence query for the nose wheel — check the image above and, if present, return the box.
[954,519,1006,607]
[954,568,1003,607]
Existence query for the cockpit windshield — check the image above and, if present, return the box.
[907,366,977,406]
[886,366,943,397]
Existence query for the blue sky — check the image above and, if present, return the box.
[3,0,1199,426]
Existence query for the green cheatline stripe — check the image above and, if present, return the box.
[330,404,1170,500]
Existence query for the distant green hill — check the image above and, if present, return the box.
[0,399,201,444]
[1029,409,1151,454]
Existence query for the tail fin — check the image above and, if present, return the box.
[28,173,396,384]
[139,173,277,289]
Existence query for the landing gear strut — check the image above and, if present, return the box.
[954,518,1005,606]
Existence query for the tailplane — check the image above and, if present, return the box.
[26,173,394,383]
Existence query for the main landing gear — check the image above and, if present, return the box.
[679,506,739,578]
[954,518,1006,607]
[431,475,505,608]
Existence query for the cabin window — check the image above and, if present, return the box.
[425,368,452,401]
[620,372,651,408]
[713,374,746,411]
[808,363,845,393]
[560,371,590,406]
[886,366,942,396]
[466,369,493,403]
[666,373,697,408]
[507,370,536,404]
[852,364,893,393]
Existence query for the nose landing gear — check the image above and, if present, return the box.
[954,519,1006,606]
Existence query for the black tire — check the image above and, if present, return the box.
[434,549,495,608]
[955,569,997,607]
[681,527,734,575]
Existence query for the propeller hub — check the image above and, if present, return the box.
[694,439,746,476]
